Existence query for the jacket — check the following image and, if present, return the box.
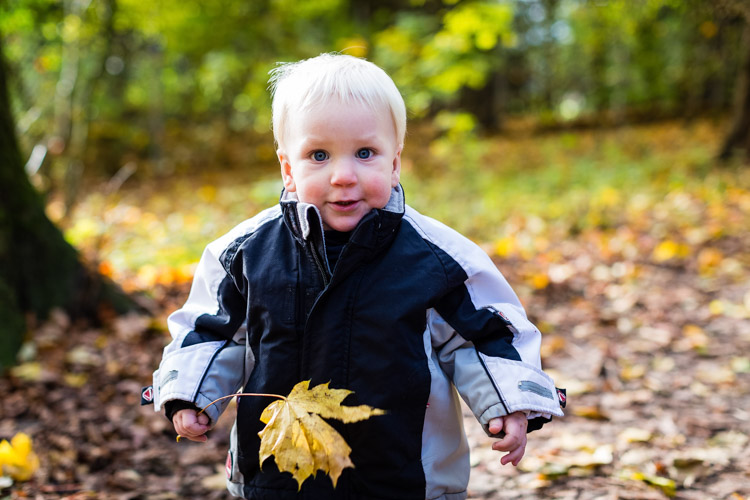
[151,185,564,499]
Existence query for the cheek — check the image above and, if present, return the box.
[364,173,395,204]
[293,173,326,202]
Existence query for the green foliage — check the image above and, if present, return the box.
[0,0,745,183]
[374,2,515,116]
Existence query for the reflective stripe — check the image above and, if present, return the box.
[518,380,554,400]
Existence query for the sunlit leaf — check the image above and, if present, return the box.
[63,373,89,388]
[9,362,42,382]
[618,427,652,443]
[258,381,385,489]
[571,405,609,421]
[630,471,676,497]
[731,357,750,374]
[697,248,723,275]
[0,433,39,482]
[652,240,689,262]
[709,300,725,316]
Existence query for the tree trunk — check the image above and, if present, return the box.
[718,20,750,161]
[0,34,133,371]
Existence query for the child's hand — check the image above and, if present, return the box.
[173,409,210,443]
[489,412,528,466]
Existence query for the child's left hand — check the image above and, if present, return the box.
[488,411,528,466]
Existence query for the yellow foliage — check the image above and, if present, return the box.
[197,185,217,203]
[494,236,516,257]
[680,324,709,351]
[709,300,724,316]
[620,363,646,381]
[697,248,723,275]
[258,381,385,489]
[571,405,609,421]
[699,20,718,39]
[529,272,550,290]
[652,240,690,262]
[0,433,39,482]
[64,372,90,388]
[593,186,621,208]
[540,335,567,358]
[337,36,369,58]
[630,471,677,497]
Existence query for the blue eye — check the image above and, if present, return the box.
[356,148,372,159]
[312,151,328,161]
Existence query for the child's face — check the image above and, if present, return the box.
[277,99,402,232]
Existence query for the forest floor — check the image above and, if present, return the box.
[2,227,749,500]
[2,121,750,499]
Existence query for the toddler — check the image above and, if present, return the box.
[150,53,564,500]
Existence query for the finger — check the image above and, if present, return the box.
[488,417,504,436]
[492,432,522,452]
[184,420,210,436]
[179,411,210,431]
[181,433,208,443]
[174,415,209,441]
[500,443,526,466]
[175,424,209,442]
[501,432,527,466]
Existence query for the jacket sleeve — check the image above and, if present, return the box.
[151,234,252,425]
[412,212,563,435]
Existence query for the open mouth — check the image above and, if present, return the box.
[333,201,357,207]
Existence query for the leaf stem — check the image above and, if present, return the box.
[196,392,287,416]
[176,392,286,442]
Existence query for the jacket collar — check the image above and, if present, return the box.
[280,185,405,247]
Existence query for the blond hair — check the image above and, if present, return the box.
[269,53,406,148]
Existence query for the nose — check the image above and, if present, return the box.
[330,158,357,186]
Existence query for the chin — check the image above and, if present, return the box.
[324,218,361,232]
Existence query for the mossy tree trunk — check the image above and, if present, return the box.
[0,35,131,371]
[718,8,750,161]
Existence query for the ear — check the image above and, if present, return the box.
[278,150,296,192]
[391,144,403,188]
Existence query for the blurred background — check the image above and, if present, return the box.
[1,0,749,498]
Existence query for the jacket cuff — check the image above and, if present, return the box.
[164,400,202,422]
[478,354,565,418]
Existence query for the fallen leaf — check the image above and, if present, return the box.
[652,240,689,262]
[201,466,228,490]
[697,248,723,274]
[258,381,385,489]
[0,433,40,481]
[731,357,750,373]
[541,335,567,358]
[571,405,609,421]
[618,427,652,444]
[630,471,677,497]
[9,363,43,382]
[63,373,89,388]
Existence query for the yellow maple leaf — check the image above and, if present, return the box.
[258,380,385,490]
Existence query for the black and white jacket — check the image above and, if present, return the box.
[152,185,563,500]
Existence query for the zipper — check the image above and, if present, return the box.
[309,240,331,287]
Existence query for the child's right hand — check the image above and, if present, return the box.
[173,409,210,442]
